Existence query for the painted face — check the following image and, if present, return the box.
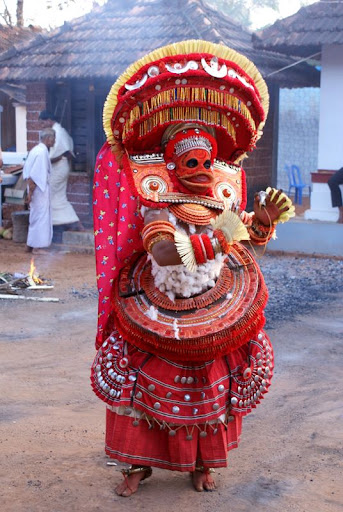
[173,148,214,194]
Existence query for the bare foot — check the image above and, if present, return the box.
[115,467,152,497]
[192,469,216,492]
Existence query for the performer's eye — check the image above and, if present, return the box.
[204,160,211,169]
[186,158,198,168]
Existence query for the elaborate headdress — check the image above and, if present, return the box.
[93,40,269,346]
[103,40,268,163]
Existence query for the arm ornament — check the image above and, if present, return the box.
[174,210,250,272]
[211,209,250,253]
[190,233,215,264]
[248,218,275,246]
[174,231,216,272]
[142,220,176,253]
[249,188,295,246]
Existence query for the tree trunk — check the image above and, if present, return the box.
[16,0,24,27]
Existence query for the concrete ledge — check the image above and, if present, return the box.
[267,219,343,257]
[62,230,94,246]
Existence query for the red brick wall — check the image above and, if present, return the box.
[67,173,92,226]
[26,82,48,150]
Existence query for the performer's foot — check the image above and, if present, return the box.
[338,207,343,223]
[115,466,152,497]
[191,467,216,492]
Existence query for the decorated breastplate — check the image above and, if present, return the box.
[111,243,268,362]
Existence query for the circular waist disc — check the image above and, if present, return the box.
[113,243,268,362]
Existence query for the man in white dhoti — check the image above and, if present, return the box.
[23,129,55,254]
[39,111,84,232]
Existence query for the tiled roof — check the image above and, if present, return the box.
[0,0,319,87]
[254,1,343,57]
[0,24,41,53]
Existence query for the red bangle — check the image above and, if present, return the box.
[190,234,206,265]
[200,234,215,260]
[213,229,231,254]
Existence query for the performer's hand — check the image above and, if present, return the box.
[253,189,289,226]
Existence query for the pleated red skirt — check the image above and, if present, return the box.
[105,408,242,471]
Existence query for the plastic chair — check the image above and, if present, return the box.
[291,165,311,205]
[285,164,311,205]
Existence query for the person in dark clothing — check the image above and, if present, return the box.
[328,168,343,223]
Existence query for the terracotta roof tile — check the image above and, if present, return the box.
[0,0,319,87]
[254,1,343,56]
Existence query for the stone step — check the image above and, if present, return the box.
[62,230,94,247]
[51,243,95,255]
[267,219,343,257]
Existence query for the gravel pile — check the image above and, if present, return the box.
[260,253,343,326]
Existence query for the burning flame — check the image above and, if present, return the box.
[28,258,43,285]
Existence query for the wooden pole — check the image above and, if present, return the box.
[0,294,59,302]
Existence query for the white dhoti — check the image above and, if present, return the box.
[50,158,79,225]
[23,142,53,249]
[50,123,79,226]
[27,184,52,248]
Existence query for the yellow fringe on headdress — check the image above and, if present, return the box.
[103,40,269,147]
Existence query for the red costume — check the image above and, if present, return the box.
[91,40,294,479]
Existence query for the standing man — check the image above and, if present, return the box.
[328,167,343,223]
[23,128,55,254]
[39,110,84,232]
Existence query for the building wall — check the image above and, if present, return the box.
[0,91,16,150]
[26,82,48,150]
[318,45,343,170]
[243,82,278,209]
[277,87,320,194]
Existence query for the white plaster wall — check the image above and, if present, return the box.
[277,88,319,195]
[318,45,343,170]
[14,104,27,152]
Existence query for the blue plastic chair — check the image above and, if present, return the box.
[285,164,311,205]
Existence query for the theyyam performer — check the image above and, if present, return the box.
[91,40,295,496]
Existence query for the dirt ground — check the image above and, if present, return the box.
[0,240,342,512]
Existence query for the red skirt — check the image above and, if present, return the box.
[105,408,242,471]
[92,330,273,471]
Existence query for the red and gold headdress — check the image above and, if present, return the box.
[103,39,268,163]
